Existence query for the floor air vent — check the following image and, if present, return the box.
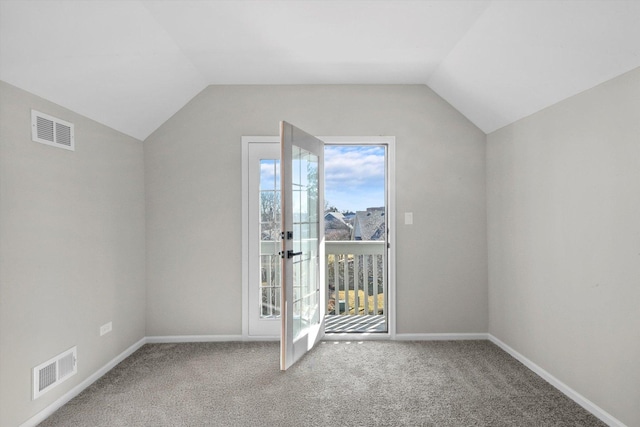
[31,110,75,151]
[33,346,77,400]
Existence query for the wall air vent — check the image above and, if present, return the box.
[33,346,77,400]
[31,110,75,151]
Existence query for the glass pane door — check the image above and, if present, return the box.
[280,121,325,370]
[247,142,281,337]
[259,159,281,319]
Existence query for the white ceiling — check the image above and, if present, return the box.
[1,0,639,140]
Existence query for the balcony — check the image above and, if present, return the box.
[260,240,387,333]
[325,241,387,333]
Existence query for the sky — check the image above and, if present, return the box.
[324,145,385,213]
[260,145,386,213]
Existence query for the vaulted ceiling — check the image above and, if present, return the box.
[1,0,639,140]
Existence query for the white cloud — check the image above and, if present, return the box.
[324,146,385,189]
[324,146,385,211]
[257,146,385,212]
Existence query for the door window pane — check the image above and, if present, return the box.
[259,159,281,318]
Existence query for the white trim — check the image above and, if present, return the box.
[20,334,625,427]
[146,335,244,344]
[321,136,394,144]
[319,136,397,339]
[395,333,489,341]
[241,136,280,339]
[241,136,250,338]
[244,335,280,342]
[20,338,146,427]
[387,138,397,339]
[241,135,397,340]
[20,335,255,426]
[488,334,626,427]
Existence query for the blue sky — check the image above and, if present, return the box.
[259,145,385,213]
[324,145,385,213]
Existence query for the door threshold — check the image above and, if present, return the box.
[324,314,387,334]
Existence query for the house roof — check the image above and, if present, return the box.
[325,211,351,229]
[325,211,345,221]
[1,1,639,140]
[353,208,386,241]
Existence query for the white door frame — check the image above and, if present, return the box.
[242,136,281,340]
[242,136,396,340]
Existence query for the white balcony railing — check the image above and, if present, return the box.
[260,240,387,323]
[325,241,386,317]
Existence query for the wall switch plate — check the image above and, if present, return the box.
[405,212,413,225]
[100,322,112,336]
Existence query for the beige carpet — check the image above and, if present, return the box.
[40,340,605,426]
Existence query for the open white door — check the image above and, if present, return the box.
[280,121,325,370]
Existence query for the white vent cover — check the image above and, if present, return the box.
[33,346,77,400]
[31,110,75,151]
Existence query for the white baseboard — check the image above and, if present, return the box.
[147,334,282,343]
[20,335,246,426]
[146,334,244,343]
[395,333,489,341]
[243,335,280,342]
[488,334,626,427]
[20,337,146,427]
[20,333,626,427]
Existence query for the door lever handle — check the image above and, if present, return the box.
[287,250,303,259]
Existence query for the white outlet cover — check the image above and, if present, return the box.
[100,322,112,336]
[405,212,413,225]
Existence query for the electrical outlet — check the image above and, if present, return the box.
[100,322,112,336]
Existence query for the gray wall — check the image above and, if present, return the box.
[0,81,146,427]
[4,70,636,424]
[487,68,640,426]
[144,85,488,336]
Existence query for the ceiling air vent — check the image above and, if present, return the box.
[32,346,77,400]
[31,110,75,151]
